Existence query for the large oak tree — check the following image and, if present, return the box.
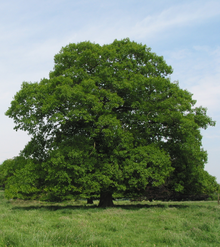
[5,38,216,206]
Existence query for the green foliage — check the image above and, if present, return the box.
[0,157,27,190]
[5,38,217,204]
[3,157,45,200]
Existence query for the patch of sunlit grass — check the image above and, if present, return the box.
[0,191,220,246]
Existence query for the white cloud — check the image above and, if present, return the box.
[190,76,220,111]
[130,1,220,39]
[165,44,220,113]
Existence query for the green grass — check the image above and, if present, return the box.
[0,191,220,246]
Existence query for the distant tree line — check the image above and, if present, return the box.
[0,156,218,201]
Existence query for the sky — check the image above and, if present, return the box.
[0,0,220,182]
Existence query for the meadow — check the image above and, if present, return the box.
[0,191,220,247]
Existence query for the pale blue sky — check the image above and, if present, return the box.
[1,0,220,182]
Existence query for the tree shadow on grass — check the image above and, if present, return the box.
[11,204,96,211]
[10,203,189,211]
[115,203,189,210]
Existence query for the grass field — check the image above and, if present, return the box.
[0,191,220,247]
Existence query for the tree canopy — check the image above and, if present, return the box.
[5,38,217,206]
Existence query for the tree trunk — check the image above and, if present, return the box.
[87,198,93,204]
[98,191,114,207]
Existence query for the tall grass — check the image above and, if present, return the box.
[0,191,220,246]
